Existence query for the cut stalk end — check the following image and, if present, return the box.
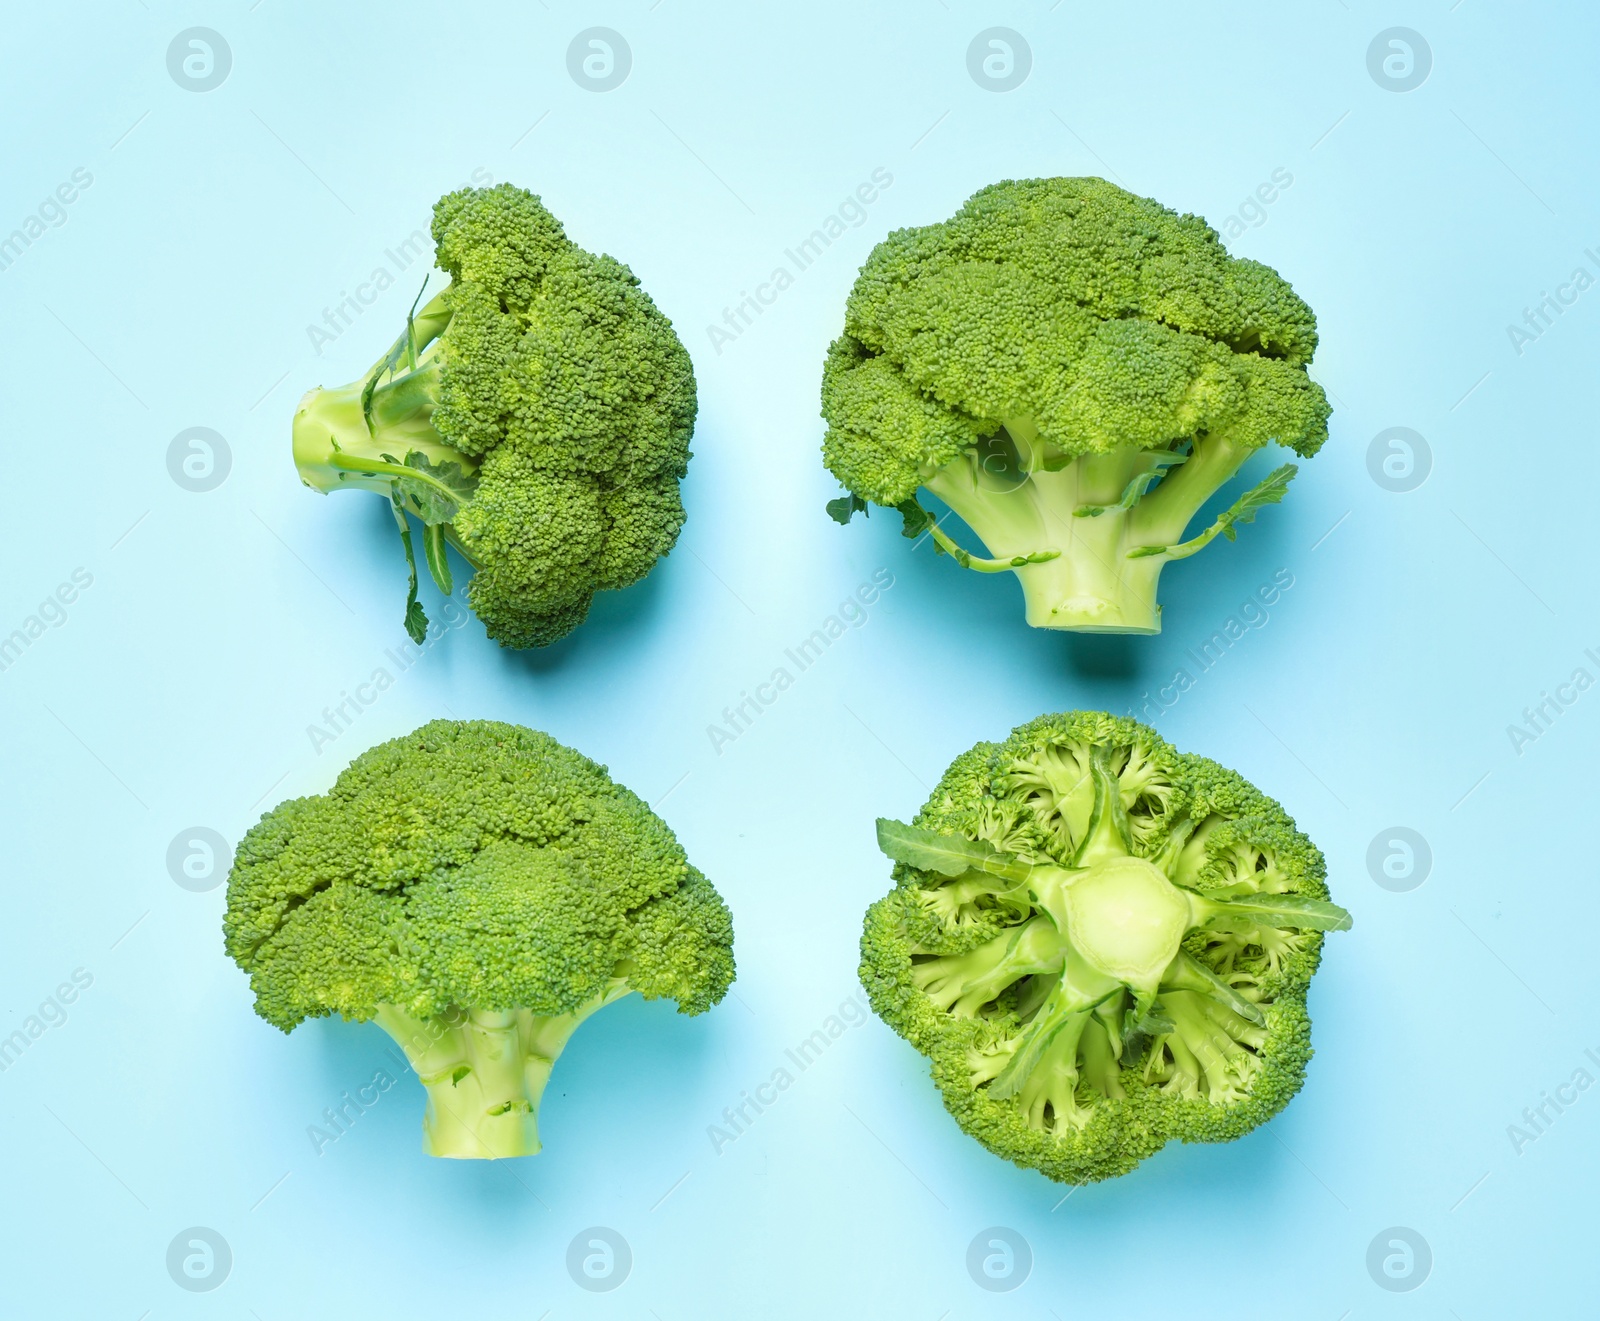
[1014,555,1166,634]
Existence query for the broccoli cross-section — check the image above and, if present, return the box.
[859,711,1350,1184]
[292,183,696,648]
[822,177,1330,634]
[222,719,735,1159]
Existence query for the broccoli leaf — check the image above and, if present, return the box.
[926,521,1061,573]
[1130,464,1298,561]
[876,819,1033,882]
[422,523,453,595]
[361,277,432,435]
[986,1002,1084,1101]
[1189,889,1352,932]
[387,452,478,525]
[388,487,429,644]
[827,494,869,525]
[1208,463,1297,545]
[895,498,935,540]
[1163,950,1265,1025]
[402,275,428,371]
[1076,453,1188,518]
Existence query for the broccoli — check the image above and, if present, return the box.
[822,177,1329,634]
[223,719,735,1159]
[859,711,1350,1183]
[292,184,696,648]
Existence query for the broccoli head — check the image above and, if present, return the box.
[292,184,696,648]
[223,719,735,1159]
[823,178,1329,634]
[859,711,1350,1183]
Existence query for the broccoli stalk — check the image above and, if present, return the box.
[293,290,480,643]
[912,917,1064,1016]
[822,178,1328,635]
[374,984,630,1159]
[860,711,1351,1183]
[919,425,1292,632]
[291,289,460,502]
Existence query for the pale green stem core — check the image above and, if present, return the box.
[291,287,484,589]
[374,982,631,1159]
[291,359,467,499]
[291,372,482,579]
[920,419,1252,634]
[1058,857,1190,992]
[291,288,469,500]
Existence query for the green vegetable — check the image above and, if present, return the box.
[292,184,697,648]
[821,178,1329,634]
[223,719,735,1159]
[858,710,1350,1184]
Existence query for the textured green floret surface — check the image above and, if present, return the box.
[820,178,1332,634]
[433,186,696,646]
[223,719,734,1158]
[823,177,1327,504]
[859,710,1345,1184]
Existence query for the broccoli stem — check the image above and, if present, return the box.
[911,916,1064,1016]
[373,983,631,1159]
[291,351,483,631]
[1012,1009,1092,1129]
[1078,1016,1125,1100]
[917,426,1280,634]
[924,451,1168,634]
[914,870,1032,933]
[987,950,1119,1101]
[1160,950,1265,1025]
[1151,989,1265,1103]
[1128,433,1253,548]
[292,362,467,501]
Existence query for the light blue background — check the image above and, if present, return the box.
[2,2,1594,1316]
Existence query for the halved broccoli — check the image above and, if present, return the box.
[859,711,1350,1184]
[822,178,1329,634]
[293,184,696,648]
[223,719,735,1159]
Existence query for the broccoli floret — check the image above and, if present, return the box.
[822,178,1329,634]
[292,184,696,648]
[223,719,735,1160]
[859,711,1349,1184]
